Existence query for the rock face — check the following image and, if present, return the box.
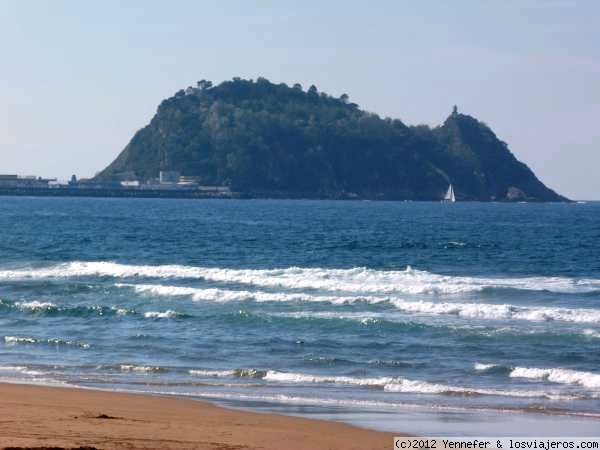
[430,112,566,201]
[97,78,567,201]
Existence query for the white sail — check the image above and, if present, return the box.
[444,184,456,202]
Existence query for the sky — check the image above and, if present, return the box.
[1,0,599,199]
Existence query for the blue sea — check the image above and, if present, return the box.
[1,197,599,435]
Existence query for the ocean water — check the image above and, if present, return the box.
[1,197,599,435]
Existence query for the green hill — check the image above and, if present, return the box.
[96,78,566,201]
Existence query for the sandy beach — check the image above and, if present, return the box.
[0,383,399,449]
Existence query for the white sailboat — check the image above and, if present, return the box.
[443,184,456,203]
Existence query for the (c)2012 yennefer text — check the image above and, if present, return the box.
[394,438,600,450]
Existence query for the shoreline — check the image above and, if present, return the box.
[0,382,400,449]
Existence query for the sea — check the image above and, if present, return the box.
[1,197,599,436]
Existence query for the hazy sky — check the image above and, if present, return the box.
[1,0,599,199]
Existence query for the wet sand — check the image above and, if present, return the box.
[0,383,400,449]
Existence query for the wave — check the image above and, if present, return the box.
[186,368,573,400]
[143,310,183,319]
[269,311,385,324]
[104,387,468,414]
[474,363,500,372]
[112,387,600,419]
[4,336,37,344]
[388,299,600,324]
[2,299,131,317]
[119,364,166,373]
[4,335,90,349]
[0,365,44,376]
[183,364,593,398]
[119,283,349,304]
[118,283,373,306]
[473,363,515,375]
[119,283,600,324]
[510,367,600,390]
[264,371,572,399]
[2,261,600,295]
[583,329,600,339]
[15,301,58,312]
[189,369,235,377]
[1,299,187,321]
[189,368,266,378]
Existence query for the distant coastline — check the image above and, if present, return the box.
[0,186,572,201]
[0,185,234,200]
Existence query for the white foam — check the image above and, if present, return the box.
[4,336,36,344]
[47,338,90,349]
[189,368,265,378]
[3,336,90,349]
[0,365,28,371]
[381,379,569,399]
[119,283,600,324]
[389,299,600,324]
[119,283,356,304]
[108,387,458,413]
[263,370,395,386]
[15,301,57,311]
[261,370,571,399]
[120,364,164,373]
[117,387,600,418]
[510,367,600,389]
[2,261,599,295]
[271,311,384,321]
[189,369,236,377]
[474,363,501,372]
[143,310,180,319]
[0,365,45,376]
[583,329,600,339]
[193,366,561,398]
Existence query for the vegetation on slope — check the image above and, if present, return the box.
[97,78,566,201]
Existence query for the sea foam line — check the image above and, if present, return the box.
[388,299,600,324]
[188,368,574,400]
[4,336,91,349]
[474,363,502,372]
[1,298,187,320]
[118,283,600,324]
[15,301,58,312]
[142,310,182,319]
[510,367,600,390]
[0,365,44,376]
[119,364,166,373]
[117,283,369,304]
[108,387,600,419]
[1,261,599,295]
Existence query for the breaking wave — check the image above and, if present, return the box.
[583,329,600,339]
[143,310,184,319]
[0,365,44,376]
[474,363,501,372]
[189,368,266,378]
[1,261,599,295]
[388,299,600,324]
[15,301,58,312]
[118,283,350,304]
[119,364,166,373]
[186,368,574,400]
[4,335,90,348]
[510,367,600,390]
[0,299,187,321]
[118,283,600,324]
